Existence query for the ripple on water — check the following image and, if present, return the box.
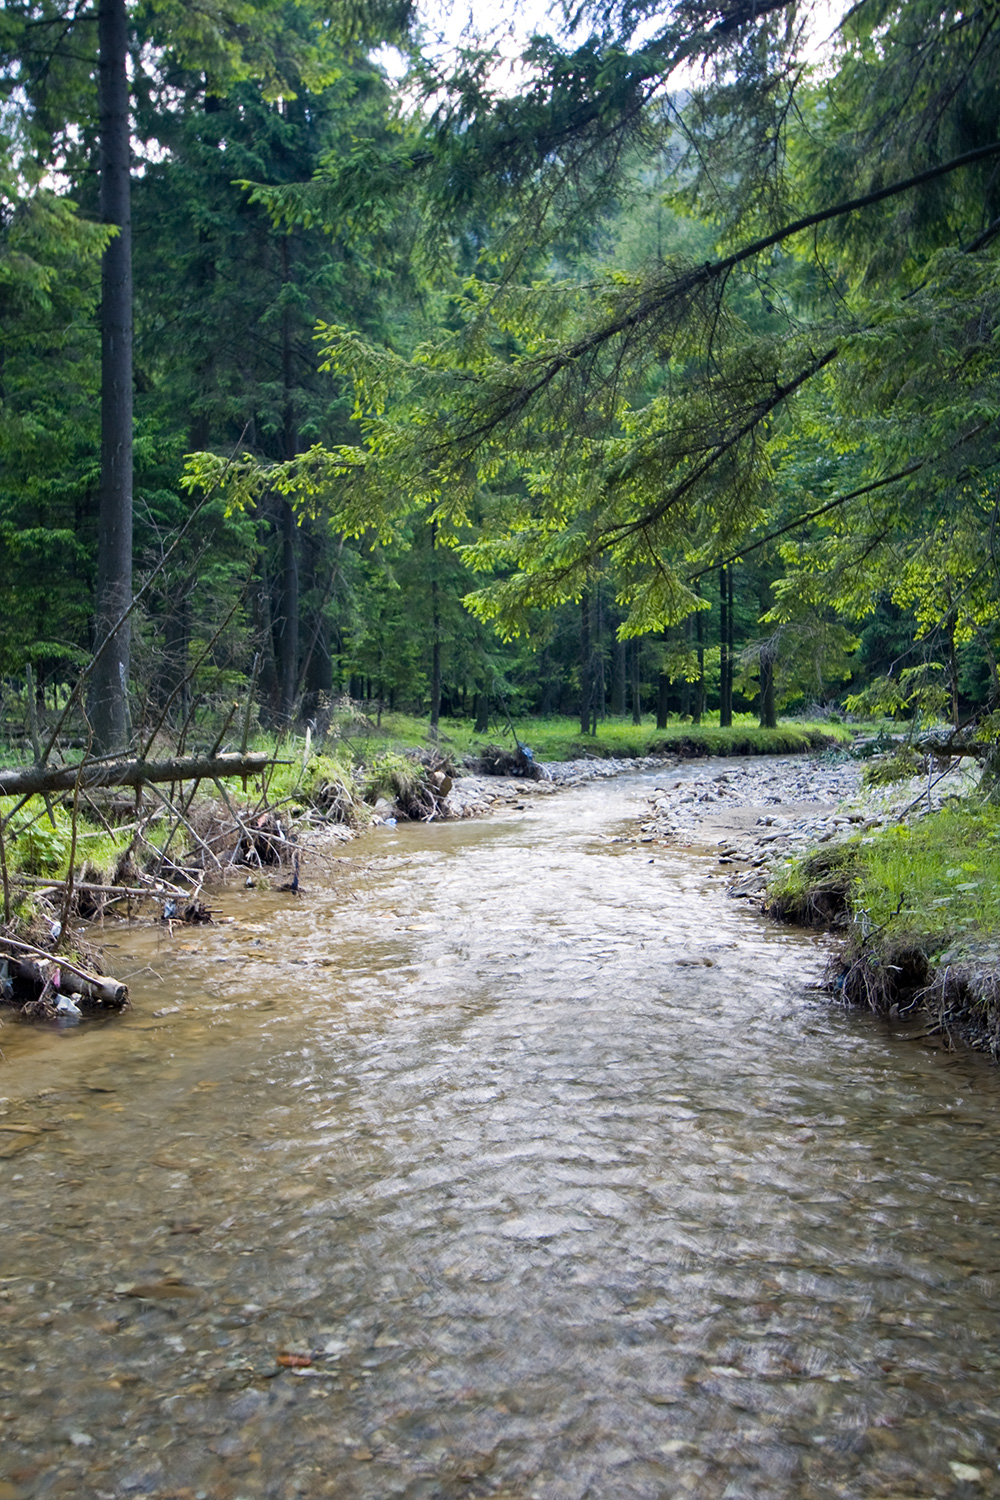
[2,767,1000,1499]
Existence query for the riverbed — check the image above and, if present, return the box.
[2,765,1000,1499]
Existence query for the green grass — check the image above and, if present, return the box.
[769,799,1000,958]
[845,803,1000,954]
[305,709,853,766]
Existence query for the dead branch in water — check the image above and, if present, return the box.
[0,934,129,1007]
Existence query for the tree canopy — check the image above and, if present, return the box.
[3,0,1000,742]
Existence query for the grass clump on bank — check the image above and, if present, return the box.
[768,800,1000,1053]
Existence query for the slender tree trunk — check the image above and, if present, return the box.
[611,630,626,716]
[656,664,670,729]
[474,691,489,734]
[757,578,777,729]
[727,565,735,721]
[91,0,133,753]
[252,505,280,723]
[579,590,591,736]
[759,648,777,728]
[719,567,732,727]
[276,237,299,726]
[277,501,298,724]
[591,585,604,733]
[429,520,441,735]
[694,586,705,724]
[679,614,693,717]
[630,637,642,725]
[946,612,960,728]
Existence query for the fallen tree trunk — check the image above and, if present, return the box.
[0,751,276,799]
[852,733,987,760]
[0,935,129,1009]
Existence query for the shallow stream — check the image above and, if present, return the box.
[2,766,1000,1500]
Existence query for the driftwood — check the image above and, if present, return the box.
[0,751,277,799]
[15,875,189,899]
[474,744,545,780]
[0,935,129,1009]
[855,732,988,760]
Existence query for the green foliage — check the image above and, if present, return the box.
[3,798,132,880]
[845,664,950,724]
[860,750,923,791]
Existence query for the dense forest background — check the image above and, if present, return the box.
[2,0,999,750]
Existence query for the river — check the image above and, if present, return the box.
[1,765,999,1500]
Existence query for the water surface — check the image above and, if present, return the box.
[1,767,999,1500]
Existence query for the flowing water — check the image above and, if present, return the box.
[2,765,1000,1500]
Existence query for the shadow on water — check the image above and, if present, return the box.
[2,767,1000,1499]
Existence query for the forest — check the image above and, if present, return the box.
[1,0,999,754]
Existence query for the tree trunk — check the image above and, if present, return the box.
[276,236,299,726]
[694,586,705,724]
[611,631,626,716]
[277,500,298,725]
[429,521,441,735]
[759,648,777,728]
[630,637,642,725]
[592,585,604,733]
[719,567,732,727]
[656,664,670,729]
[474,690,490,733]
[946,611,960,728]
[579,591,591,735]
[91,0,133,753]
[757,577,777,729]
[726,565,735,721]
[0,751,274,799]
[251,507,280,724]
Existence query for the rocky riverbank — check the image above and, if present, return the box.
[441,754,670,818]
[634,754,897,899]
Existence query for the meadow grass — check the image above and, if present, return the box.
[318,709,853,765]
[769,798,1000,959]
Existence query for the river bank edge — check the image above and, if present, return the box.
[632,752,1000,1064]
[6,726,992,1045]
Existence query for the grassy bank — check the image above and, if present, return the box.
[327,709,853,764]
[767,799,1000,1056]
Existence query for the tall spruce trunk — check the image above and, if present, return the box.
[277,500,299,724]
[757,579,777,729]
[630,637,642,725]
[694,585,705,724]
[611,631,626,716]
[277,241,299,725]
[429,522,441,735]
[579,591,591,736]
[719,567,732,728]
[92,0,133,752]
[656,664,669,729]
